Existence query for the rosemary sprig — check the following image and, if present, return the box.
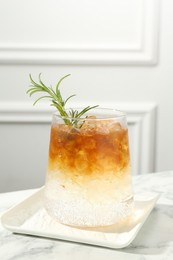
[27,74,98,127]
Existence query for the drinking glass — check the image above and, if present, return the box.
[44,108,134,227]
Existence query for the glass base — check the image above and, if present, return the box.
[44,195,134,227]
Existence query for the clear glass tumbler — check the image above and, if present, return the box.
[44,108,134,227]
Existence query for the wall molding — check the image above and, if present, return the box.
[0,102,157,175]
[0,0,159,65]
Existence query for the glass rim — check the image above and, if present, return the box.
[53,107,126,121]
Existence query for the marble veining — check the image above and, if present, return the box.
[0,171,173,260]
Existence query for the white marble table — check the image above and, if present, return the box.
[0,171,173,260]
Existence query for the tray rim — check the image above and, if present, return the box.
[1,187,160,249]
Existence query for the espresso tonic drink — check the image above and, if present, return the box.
[44,108,134,227]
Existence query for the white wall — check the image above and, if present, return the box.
[0,0,172,192]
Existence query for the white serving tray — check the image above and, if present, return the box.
[1,187,160,249]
